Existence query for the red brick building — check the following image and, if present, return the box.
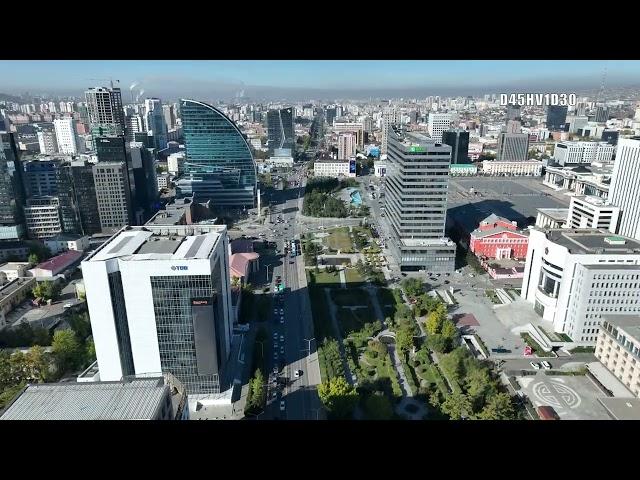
[469,214,529,260]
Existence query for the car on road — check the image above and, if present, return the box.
[541,361,552,370]
[273,333,278,340]
[280,335,285,342]
[530,362,540,370]
[280,346,284,354]
[273,341,278,349]
[279,308,284,315]
[280,316,285,324]
[273,309,278,315]
[280,400,286,411]
[273,352,278,360]
[294,369,303,378]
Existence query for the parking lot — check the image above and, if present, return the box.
[517,373,612,420]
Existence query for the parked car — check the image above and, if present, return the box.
[280,400,286,411]
[541,361,552,370]
[294,370,303,378]
[530,362,541,370]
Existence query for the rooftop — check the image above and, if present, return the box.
[537,208,569,221]
[32,250,83,273]
[401,237,455,247]
[542,228,640,255]
[603,315,640,341]
[598,398,640,420]
[45,233,88,242]
[0,378,169,420]
[87,225,226,263]
[0,278,35,303]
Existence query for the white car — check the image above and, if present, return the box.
[280,335,285,342]
[541,361,552,370]
[530,362,541,370]
[279,308,284,315]
[280,400,286,411]
[280,316,284,324]
[294,369,303,378]
[273,333,278,340]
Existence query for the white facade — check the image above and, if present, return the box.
[521,228,640,344]
[45,235,90,254]
[337,132,357,159]
[53,117,77,154]
[481,160,542,176]
[373,161,386,177]
[167,152,185,175]
[0,262,30,282]
[333,121,364,148]
[567,195,620,231]
[427,112,452,143]
[554,141,615,166]
[313,160,355,178]
[609,138,640,240]
[157,173,171,189]
[37,129,57,155]
[81,225,233,403]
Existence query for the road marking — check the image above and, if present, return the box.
[532,380,581,409]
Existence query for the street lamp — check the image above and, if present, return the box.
[310,407,322,421]
[303,337,315,356]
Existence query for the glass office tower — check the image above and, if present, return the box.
[176,99,256,208]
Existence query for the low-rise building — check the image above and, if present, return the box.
[157,172,171,190]
[0,241,30,262]
[481,160,542,176]
[0,262,30,282]
[0,376,188,420]
[0,277,37,327]
[521,228,640,345]
[313,159,356,178]
[595,315,640,397]
[449,163,478,176]
[567,195,620,231]
[535,208,569,229]
[470,214,529,260]
[44,234,90,255]
[543,164,612,199]
[553,141,615,166]
[373,161,386,177]
[28,249,83,279]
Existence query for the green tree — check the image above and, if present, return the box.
[68,312,92,342]
[426,311,444,335]
[364,393,394,420]
[24,345,50,383]
[318,376,358,419]
[52,329,83,374]
[416,294,440,316]
[401,278,424,298]
[465,367,493,409]
[441,319,457,340]
[32,281,61,302]
[250,369,265,409]
[28,253,39,265]
[426,333,448,353]
[477,392,515,420]
[396,326,414,355]
[441,392,472,420]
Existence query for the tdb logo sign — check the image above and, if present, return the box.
[171,265,188,271]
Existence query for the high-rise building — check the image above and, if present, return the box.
[333,121,364,149]
[609,138,640,240]
[125,113,145,142]
[384,127,456,273]
[427,112,452,143]
[442,129,470,164]
[337,132,357,159]
[56,160,101,235]
[506,103,521,122]
[506,120,522,134]
[53,117,77,154]
[267,107,295,154]
[553,141,615,166]
[24,196,62,240]
[521,228,640,344]
[129,142,158,218]
[81,224,234,406]
[497,132,529,162]
[0,132,26,240]
[546,105,568,131]
[595,105,609,123]
[162,104,176,130]
[36,127,57,155]
[175,99,256,208]
[85,86,125,138]
[601,130,619,146]
[325,107,336,126]
[92,161,133,230]
[145,98,168,151]
[23,159,60,197]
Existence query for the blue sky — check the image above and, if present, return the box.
[1,60,638,100]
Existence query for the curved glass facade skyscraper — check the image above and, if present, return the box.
[176,99,256,207]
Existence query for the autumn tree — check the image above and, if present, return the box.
[318,376,358,419]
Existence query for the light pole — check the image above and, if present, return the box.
[303,337,315,356]
[310,407,321,421]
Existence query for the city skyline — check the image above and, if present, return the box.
[1,60,640,101]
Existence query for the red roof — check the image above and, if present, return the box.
[34,250,83,274]
[229,252,259,279]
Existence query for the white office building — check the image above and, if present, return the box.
[333,121,364,149]
[37,129,57,155]
[567,195,620,231]
[167,151,185,175]
[427,112,452,143]
[481,160,542,176]
[609,138,640,240]
[554,141,615,166]
[521,228,640,344]
[337,132,357,159]
[53,117,77,154]
[313,159,356,178]
[81,224,233,408]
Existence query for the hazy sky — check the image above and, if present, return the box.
[1,60,638,100]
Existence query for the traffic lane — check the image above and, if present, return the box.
[496,354,596,371]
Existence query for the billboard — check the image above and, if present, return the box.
[349,159,356,174]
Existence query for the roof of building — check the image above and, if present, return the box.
[87,225,226,263]
[598,398,640,420]
[0,262,30,271]
[0,278,35,303]
[603,315,640,341]
[230,238,255,254]
[471,226,529,239]
[481,213,514,225]
[542,228,640,255]
[0,378,168,420]
[536,208,569,221]
[44,233,88,242]
[32,250,83,274]
[0,241,29,251]
[230,252,259,279]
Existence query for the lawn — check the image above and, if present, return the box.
[377,287,398,319]
[308,270,342,285]
[344,268,365,284]
[324,227,353,252]
[485,289,502,305]
[336,306,377,336]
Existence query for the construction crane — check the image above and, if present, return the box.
[86,78,120,89]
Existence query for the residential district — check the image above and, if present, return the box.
[2,83,640,421]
